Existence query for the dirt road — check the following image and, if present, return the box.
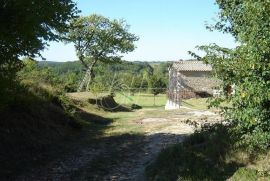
[17,109,221,181]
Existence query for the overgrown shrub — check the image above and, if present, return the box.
[191,0,270,153]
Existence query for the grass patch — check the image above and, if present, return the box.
[146,124,241,181]
[68,92,213,111]
[66,92,212,137]
[114,93,167,108]
[231,168,258,181]
[182,98,210,110]
[146,122,270,181]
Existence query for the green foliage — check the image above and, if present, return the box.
[151,61,170,77]
[148,74,167,96]
[1,0,78,58]
[22,59,169,96]
[67,14,139,65]
[19,59,82,93]
[192,0,270,152]
[38,61,83,92]
[61,72,80,92]
[38,60,160,93]
[19,58,57,86]
[66,14,139,91]
[0,0,78,107]
[39,61,83,75]
[146,124,240,181]
[231,168,258,181]
[17,59,82,123]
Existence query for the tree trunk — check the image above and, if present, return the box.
[78,53,88,69]
[86,59,97,91]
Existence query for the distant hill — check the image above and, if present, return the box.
[38,61,83,74]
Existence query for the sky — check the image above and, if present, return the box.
[40,0,236,62]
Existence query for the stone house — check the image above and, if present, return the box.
[165,60,220,110]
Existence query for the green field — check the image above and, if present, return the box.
[114,93,167,108]
[68,92,211,110]
[67,92,213,137]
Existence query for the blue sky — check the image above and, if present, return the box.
[40,0,236,62]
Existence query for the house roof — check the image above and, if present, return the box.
[171,61,212,71]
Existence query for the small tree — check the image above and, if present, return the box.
[148,75,166,106]
[67,14,139,91]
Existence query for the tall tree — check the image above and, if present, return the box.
[194,0,270,151]
[0,0,78,104]
[67,14,139,92]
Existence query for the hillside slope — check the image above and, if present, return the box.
[0,86,85,179]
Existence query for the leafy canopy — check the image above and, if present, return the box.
[0,0,78,60]
[67,14,139,91]
[67,14,139,67]
[195,0,270,151]
[0,0,78,106]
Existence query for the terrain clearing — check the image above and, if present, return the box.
[17,93,221,181]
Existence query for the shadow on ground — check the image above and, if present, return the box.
[74,107,113,125]
[0,102,113,180]
[7,131,191,180]
[1,96,243,181]
[54,133,190,181]
[88,95,131,112]
[146,124,244,181]
[2,120,244,181]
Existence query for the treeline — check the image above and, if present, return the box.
[25,59,170,93]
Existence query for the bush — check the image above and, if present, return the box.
[192,0,270,152]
